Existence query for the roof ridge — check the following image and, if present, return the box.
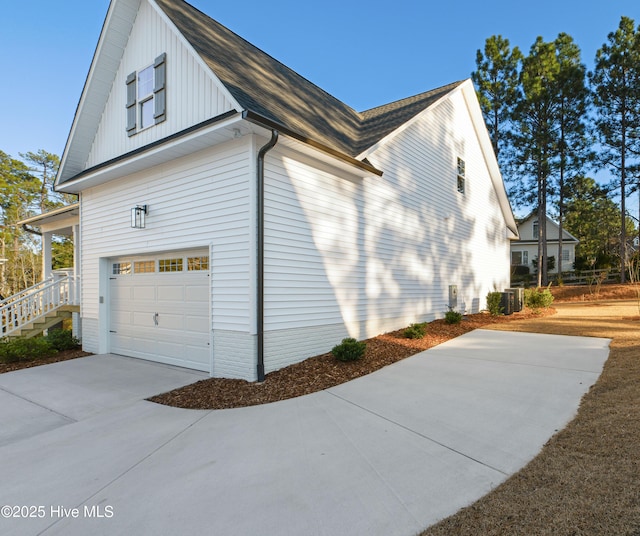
[360,80,466,120]
[154,0,465,158]
[158,0,361,120]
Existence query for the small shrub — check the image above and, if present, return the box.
[404,322,427,339]
[512,265,530,276]
[45,329,80,351]
[486,291,504,316]
[0,337,56,364]
[444,308,463,325]
[331,338,366,362]
[524,287,554,310]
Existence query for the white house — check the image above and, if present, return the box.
[511,213,579,274]
[52,0,518,381]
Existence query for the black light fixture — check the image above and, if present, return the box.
[131,205,148,228]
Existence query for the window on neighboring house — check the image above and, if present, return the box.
[562,248,570,262]
[457,157,465,194]
[532,220,539,238]
[511,251,529,265]
[126,53,167,136]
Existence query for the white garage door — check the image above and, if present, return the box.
[109,250,210,371]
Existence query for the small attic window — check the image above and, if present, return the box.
[126,53,167,136]
[456,157,466,195]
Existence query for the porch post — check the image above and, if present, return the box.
[72,224,82,340]
[72,224,80,279]
[42,231,53,280]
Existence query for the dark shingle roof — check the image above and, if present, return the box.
[155,0,463,158]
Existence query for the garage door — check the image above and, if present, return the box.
[109,250,210,371]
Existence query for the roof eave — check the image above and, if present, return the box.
[242,110,383,177]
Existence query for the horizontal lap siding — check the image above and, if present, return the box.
[367,91,509,315]
[261,90,510,372]
[80,139,252,353]
[264,152,365,333]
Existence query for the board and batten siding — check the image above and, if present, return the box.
[260,89,510,373]
[80,138,255,379]
[85,0,236,170]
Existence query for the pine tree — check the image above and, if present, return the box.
[553,33,592,276]
[512,37,560,286]
[471,35,522,168]
[589,16,640,282]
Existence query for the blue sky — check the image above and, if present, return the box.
[1,0,639,162]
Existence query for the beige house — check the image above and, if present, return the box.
[511,213,579,274]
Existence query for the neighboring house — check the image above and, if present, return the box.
[50,0,517,381]
[511,213,579,274]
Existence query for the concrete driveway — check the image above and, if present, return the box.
[0,330,609,536]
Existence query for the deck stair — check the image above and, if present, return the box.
[1,275,80,339]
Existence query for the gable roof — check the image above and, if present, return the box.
[153,0,463,159]
[57,0,467,186]
[514,212,579,243]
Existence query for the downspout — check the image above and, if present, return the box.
[256,130,279,382]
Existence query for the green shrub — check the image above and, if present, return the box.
[524,287,554,310]
[444,308,463,325]
[331,337,366,362]
[403,322,427,339]
[0,337,56,364]
[512,265,530,276]
[45,329,80,351]
[486,291,504,316]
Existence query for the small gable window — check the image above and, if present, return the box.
[126,53,167,136]
[456,157,466,195]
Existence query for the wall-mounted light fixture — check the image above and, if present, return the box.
[131,205,148,228]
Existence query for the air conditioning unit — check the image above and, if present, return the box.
[500,291,514,315]
[506,288,524,312]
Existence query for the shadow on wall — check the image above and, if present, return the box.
[268,95,510,343]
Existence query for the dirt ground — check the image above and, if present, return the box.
[422,298,640,536]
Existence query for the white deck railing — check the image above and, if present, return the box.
[1,275,80,336]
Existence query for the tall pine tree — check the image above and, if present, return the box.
[512,37,560,286]
[471,35,522,169]
[590,16,640,282]
[553,33,592,276]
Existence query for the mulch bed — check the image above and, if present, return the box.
[148,307,554,410]
[0,349,92,374]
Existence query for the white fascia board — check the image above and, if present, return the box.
[460,80,519,237]
[269,131,380,181]
[57,113,245,194]
[57,0,141,187]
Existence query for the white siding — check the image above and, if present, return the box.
[86,0,235,169]
[366,90,510,316]
[261,88,511,371]
[512,216,578,274]
[80,138,252,379]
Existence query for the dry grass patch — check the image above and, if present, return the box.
[422,300,640,536]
